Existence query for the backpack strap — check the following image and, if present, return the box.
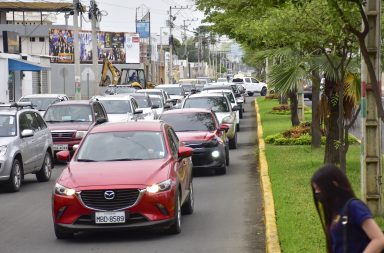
[341,198,358,253]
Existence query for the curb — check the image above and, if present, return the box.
[254,99,282,253]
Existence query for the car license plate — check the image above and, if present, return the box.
[95,211,126,224]
[53,144,68,151]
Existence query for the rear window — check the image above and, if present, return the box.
[183,97,229,112]
[99,100,132,114]
[161,112,216,132]
[44,105,92,122]
[232,78,243,83]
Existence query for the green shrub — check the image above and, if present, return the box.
[265,133,358,145]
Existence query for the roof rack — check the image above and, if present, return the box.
[0,102,34,110]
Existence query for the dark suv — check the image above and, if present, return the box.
[44,100,108,155]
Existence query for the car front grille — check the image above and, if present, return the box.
[192,150,215,166]
[80,189,141,211]
[51,131,75,140]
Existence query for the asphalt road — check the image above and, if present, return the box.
[0,100,265,253]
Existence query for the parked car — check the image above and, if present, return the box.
[104,85,139,95]
[19,94,69,116]
[160,108,229,174]
[0,102,54,192]
[232,76,267,96]
[155,84,185,107]
[130,93,159,120]
[91,95,142,122]
[44,100,108,155]
[52,121,194,238]
[181,93,239,149]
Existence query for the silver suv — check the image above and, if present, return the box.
[0,102,54,192]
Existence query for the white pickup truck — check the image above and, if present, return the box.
[232,77,267,96]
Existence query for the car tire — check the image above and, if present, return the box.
[239,108,243,119]
[236,123,240,132]
[181,181,194,215]
[5,159,22,192]
[225,145,230,166]
[260,87,267,96]
[36,152,53,182]
[54,225,74,240]
[167,191,181,234]
[229,132,237,150]
[247,92,254,96]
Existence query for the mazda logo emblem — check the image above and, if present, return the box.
[104,190,115,200]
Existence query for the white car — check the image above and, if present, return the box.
[148,94,169,116]
[202,89,241,131]
[155,84,185,108]
[19,94,69,116]
[232,76,267,96]
[130,93,159,120]
[136,89,173,108]
[91,95,141,122]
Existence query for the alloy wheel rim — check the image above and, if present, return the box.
[190,182,194,208]
[177,196,181,228]
[44,155,52,178]
[14,163,21,188]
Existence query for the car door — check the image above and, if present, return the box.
[18,113,37,173]
[33,112,51,169]
[251,78,262,91]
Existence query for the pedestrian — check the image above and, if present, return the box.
[311,164,384,253]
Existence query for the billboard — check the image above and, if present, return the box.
[3,31,20,54]
[49,29,140,64]
[136,22,150,38]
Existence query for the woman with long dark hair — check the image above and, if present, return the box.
[311,164,384,253]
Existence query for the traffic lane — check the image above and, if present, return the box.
[0,100,264,253]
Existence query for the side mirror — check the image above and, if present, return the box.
[21,129,34,138]
[134,109,143,114]
[96,118,108,125]
[232,105,240,111]
[151,104,160,109]
[73,144,79,151]
[235,93,241,98]
[219,124,230,133]
[56,150,70,161]
[178,146,193,158]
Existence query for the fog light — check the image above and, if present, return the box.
[212,150,220,158]
[56,206,67,220]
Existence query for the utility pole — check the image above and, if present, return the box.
[90,0,99,97]
[73,0,81,100]
[361,0,382,215]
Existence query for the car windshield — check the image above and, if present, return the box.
[150,97,163,108]
[20,97,60,111]
[105,87,137,95]
[161,113,216,132]
[0,115,16,137]
[157,87,182,95]
[131,96,151,108]
[181,84,194,92]
[44,105,92,122]
[183,97,229,112]
[77,131,167,161]
[99,100,132,114]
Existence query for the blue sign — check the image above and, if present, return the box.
[136,21,150,38]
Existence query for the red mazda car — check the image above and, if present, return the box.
[52,121,193,239]
[160,108,229,174]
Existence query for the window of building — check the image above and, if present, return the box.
[39,37,45,42]
[30,37,35,42]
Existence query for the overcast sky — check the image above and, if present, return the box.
[54,0,205,41]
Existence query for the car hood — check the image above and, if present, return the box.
[47,122,92,131]
[0,136,17,146]
[58,159,171,190]
[107,114,133,122]
[215,112,233,124]
[176,131,214,142]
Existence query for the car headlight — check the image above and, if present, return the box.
[0,145,7,156]
[55,183,76,196]
[146,179,172,193]
[75,131,88,139]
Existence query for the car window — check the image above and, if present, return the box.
[132,96,151,108]
[98,100,132,114]
[34,112,47,130]
[93,103,104,120]
[19,112,39,132]
[161,112,216,132]
[150,97,163,108]
[0,115,16,136]
[77,131,167,161]
[44,105,92,122]
[20,97,60,111]
[183,97,230,112]
[27,112,40,131]
[131,98,138,111]
[251,78,259,83]
[226,93,235,103]
[166,127,179,158]
[245,78,251,83]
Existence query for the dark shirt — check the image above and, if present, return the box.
[330,199,372,253]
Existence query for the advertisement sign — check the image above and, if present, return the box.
[3,31,20,54]
[136,22,150,38]
[49,29,139,64]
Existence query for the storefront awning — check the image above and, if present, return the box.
[8,58,50,71]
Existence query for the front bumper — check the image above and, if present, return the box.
[0,156,12,182]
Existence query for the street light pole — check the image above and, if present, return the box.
[73,0,81,100]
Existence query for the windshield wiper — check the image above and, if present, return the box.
[103,158,144,161]
[77,159,97,162]
[45,120,63,123]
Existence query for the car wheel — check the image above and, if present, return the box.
[181,181,194,215]
[54,224,74,240]
[167,192,181,234]
[229,132,237,150]
[239,108,243,119]
[236,123,240,132]
[261,87,267,96]
[5,159,22,192]
[247,92,254,96]
[215,163,227,175]
[225,145,230,166]
[36,152,53,182]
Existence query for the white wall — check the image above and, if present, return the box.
[0,58,9,102]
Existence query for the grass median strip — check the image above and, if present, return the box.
[256,98,384,252]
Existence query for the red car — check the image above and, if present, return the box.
[52,121,193,239]
[160,108,229,174]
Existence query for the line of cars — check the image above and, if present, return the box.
[0,81,247,239]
